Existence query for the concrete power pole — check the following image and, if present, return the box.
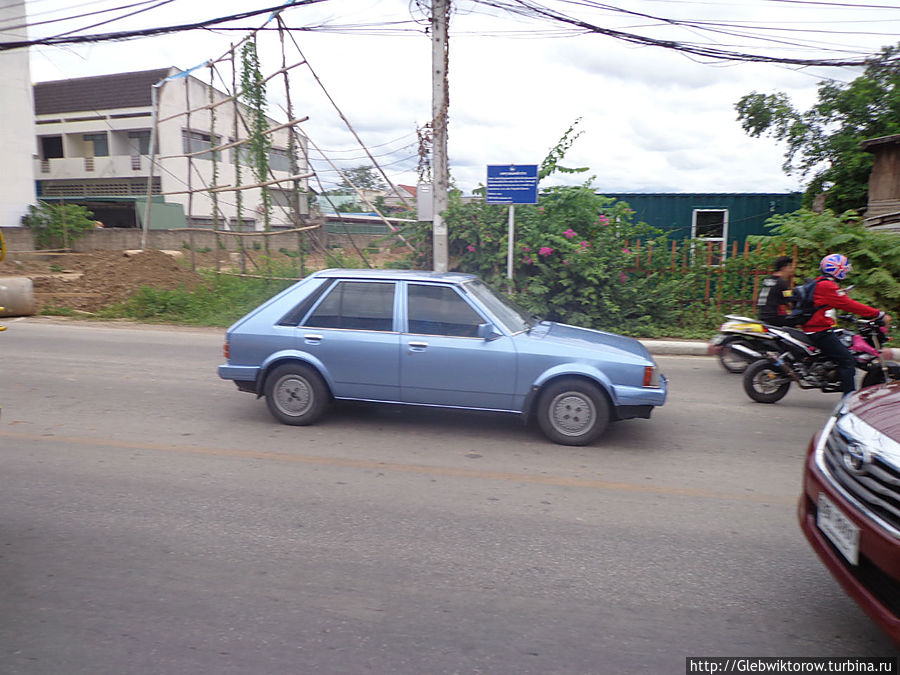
[431,0,450,272]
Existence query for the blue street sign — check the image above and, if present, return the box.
[486,164,539,204]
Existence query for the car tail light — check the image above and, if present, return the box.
[223,341,230,360]
[643,366,660,388]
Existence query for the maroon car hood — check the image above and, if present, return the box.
[851,382,900,443]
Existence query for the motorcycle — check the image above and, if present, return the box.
[742,316,900,403]
[708,315,780,373]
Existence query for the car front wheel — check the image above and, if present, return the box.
[536,378,609,446]
[264,363,329,425]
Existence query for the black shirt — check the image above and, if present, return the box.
[757,275,792,325]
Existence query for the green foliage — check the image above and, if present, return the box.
[23,201,96,250]
[240,38,272,230]
[98,267,297,326]
[402,125,691,336]
[335,165,387,191]
[735,44,900,213]
[538,118,590,179]
[752,208,900,313]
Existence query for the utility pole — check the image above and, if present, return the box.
[431,0,450,272]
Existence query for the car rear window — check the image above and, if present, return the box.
[303,281,395,331]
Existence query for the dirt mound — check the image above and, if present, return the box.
[21,250,205,313]
[1,245,412,314]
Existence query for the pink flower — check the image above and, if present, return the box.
[598,214,610,225]
[619,272,627,282]
[537,207,545,213]
[563,228,577,239]
[467,244,476,252]
[538,246,553,257]
[521,246,531,252]
[622,247,630,254]
[579,241,590,248]
[562,259,569,265]
[522,256,533,264]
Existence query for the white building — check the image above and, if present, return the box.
[0,0,37,228]
[33,67,309,230]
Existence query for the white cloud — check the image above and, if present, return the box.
[18,0,898,196]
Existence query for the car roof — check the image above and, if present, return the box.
[312,268,478,284]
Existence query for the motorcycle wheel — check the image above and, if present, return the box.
[743,359,791,403]
[718,336,753,374]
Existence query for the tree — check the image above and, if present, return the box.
[335,165,387,192]
[735,44,900,214]
[23,201,96,250]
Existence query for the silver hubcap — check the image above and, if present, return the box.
[549,392,596,437]
[753,368,785,394]
[275,375,313,416]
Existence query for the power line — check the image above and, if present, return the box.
[0,0,331,51]
[469,0,900,66]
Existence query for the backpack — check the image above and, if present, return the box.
[783,278,821,327]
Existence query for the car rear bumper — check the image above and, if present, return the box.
[798,433,900,645]
[218,363,259,382]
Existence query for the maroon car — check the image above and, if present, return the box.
[799,381,900,645]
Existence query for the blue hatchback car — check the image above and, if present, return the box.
[218,269,667,445]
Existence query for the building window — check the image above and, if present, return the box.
[692,209,728,265]
[83,133,109,157]
[40,136,64,159]
[268,147,293,173]
[182,129,221,160]
[127,130,151,156]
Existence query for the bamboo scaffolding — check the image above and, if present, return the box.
[157,117,309,160]
[156,62,306,123]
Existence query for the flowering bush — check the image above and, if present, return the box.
[402,181,684,335]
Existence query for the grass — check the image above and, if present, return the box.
[96,269,296,327]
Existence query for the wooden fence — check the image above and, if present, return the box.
[626,238,801,315]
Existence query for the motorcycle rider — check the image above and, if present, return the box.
[756,255,795,325]
[803,253,892,394]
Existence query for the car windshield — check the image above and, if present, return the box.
[463,279,536,334]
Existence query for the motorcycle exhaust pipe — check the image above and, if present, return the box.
[729,343,763,360]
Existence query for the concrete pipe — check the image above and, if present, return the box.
[0,277,36,317]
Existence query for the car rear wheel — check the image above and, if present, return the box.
[536,378,609,446]
[264,363,329,425]
[743,359,791,403]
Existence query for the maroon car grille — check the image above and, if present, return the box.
[822,423,900,534]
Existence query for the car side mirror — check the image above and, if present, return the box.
[477,323,502,341]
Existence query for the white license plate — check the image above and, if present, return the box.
[817,493,860,566]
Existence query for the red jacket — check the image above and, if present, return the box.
[803,276,880,333]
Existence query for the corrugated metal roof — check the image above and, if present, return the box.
[34,68,173,115]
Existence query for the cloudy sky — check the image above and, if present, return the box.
[8,0,900,195]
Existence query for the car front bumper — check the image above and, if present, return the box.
[798,432,900,646]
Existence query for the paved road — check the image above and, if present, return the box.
[0,319,895,674]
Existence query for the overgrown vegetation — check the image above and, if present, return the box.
[96,269,295,327]
[42,119,900,336]
[751,208,900,314]
[23,201,96,249]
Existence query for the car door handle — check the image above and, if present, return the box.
[304,334,323,344]
[408,341,428,352]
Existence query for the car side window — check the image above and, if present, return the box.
[407,284,485,337]
[277,279,330,326]
[303,281,395,331]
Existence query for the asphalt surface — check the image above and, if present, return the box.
[639,338,709,356]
